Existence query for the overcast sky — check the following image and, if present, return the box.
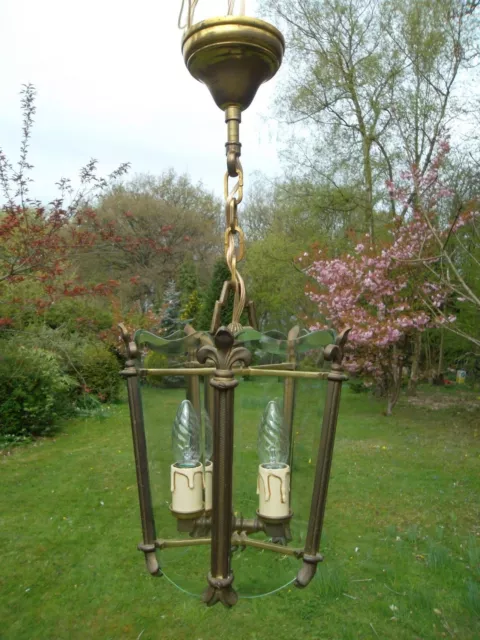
[0,0,284,203]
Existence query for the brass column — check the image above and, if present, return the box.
[296,330,349,588]
[119,324,159,576]
[197,328,251,607]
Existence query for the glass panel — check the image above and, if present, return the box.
[231,328,334,596]
[134,328,211,355]
[232,374,330,596]
[137,330,213,595]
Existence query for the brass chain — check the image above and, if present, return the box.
[178,0,245,30]
[224,158,246,333]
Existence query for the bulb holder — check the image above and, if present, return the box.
[171,461,204,515]
[204,460,213,513]
[257,462,290,520]
[182,16,285,111]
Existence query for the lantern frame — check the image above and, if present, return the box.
[120,323,349,607]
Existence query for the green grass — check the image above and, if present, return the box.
[1,382,479,640]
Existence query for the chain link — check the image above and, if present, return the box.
[223,157,246,333]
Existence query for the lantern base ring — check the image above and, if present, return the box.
[303,553,324,565]
[295,554,324,589]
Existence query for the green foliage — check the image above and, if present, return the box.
[180,289,201,325]
[73,343,121,402]
[43,298,113,334]
[349,378,370,394]
[0,345,75,437]
[178,258,198,308]
[197,258,237,331]
[244,233,314,331]
[143,350,185,389]
[3,326,120,402]
[160,280,182,334]
[73,393,113,420]
[143,351,168,387]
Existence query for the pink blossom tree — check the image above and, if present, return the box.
[302,141,478,414]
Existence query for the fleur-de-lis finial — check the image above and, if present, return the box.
[197,327,251,373]
[119,323,138,361]
[324,328,350,367]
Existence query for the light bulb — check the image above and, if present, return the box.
[172,399,201,468]
[257,398,289,469]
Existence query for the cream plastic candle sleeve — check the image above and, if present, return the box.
[171,462,204,514]
[204,460,213,512]
[257,463,290,519]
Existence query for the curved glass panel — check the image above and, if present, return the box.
[134,328,211,355]
[235,327,336,357]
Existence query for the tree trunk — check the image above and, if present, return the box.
[425,330,432,383]
[362,139,375,243]
[385,347,402,416]
[433,329,445,386]
[408,332,422,395]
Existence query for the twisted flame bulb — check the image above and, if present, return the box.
[172,399,201,467]
[257,398,289,468]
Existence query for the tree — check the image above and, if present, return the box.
[261,0,402,239]
[82,173,221,313]
[0,85,142,324]
[260,0,479,239]
[305,141,479,412]
[181,289,201,327]
[305,225,442,414]
[197,259,235,331]
[242,176,364,329]
[388,141,480,349]
[178,257,198,308]
[160,280,182,334]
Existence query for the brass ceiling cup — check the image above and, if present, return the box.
[182,16,285,111]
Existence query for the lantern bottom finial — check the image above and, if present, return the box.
[203,573,238,608]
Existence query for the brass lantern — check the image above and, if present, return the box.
[120,0,349,608]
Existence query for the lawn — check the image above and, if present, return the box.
[1,381,479,640]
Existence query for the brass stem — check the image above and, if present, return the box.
[232,533,303,558]
[225,105,242,177]
[140,367,342,380]
[156,538,211,549]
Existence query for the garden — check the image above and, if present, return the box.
[2,0,480,637]
[1,383,479,639]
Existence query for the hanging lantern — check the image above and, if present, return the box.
[120,0,350,608]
